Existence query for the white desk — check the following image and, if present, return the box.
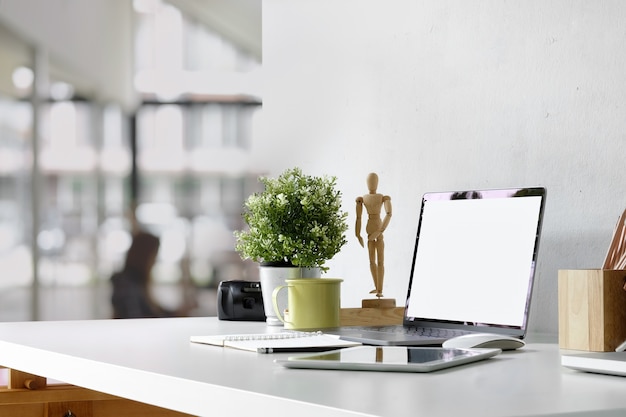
[1,317,626,417]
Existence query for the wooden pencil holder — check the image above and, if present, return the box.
[558,269,626,351]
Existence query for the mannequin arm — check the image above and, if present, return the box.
[355,197,364,247]
[380,196,392,232]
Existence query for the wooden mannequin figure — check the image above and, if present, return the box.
[355,173,395,308]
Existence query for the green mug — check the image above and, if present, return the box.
[272,278,342,330]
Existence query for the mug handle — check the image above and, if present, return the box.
[272,285,288,324]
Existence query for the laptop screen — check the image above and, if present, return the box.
[404,187,546,334]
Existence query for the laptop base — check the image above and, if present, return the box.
[326,325,467,346]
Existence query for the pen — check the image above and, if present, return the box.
[257,347,337,354]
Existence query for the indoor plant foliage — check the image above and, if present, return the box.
[235,167,349,272]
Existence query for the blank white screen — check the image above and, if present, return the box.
[406,193,542,327]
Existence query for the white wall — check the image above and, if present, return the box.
[261,0,626,335]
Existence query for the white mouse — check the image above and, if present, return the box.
[442,333,526,350]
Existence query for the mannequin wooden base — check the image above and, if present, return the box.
[340,305,404,326]
[361,298,396,308]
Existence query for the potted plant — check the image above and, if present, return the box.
[235,167,349,324]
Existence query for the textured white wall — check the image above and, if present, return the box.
[260,0,626,335]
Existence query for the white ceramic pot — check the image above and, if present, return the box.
[259,264,320,326]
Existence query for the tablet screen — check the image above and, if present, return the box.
[276,346,500,373]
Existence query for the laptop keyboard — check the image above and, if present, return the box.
[350,325,469,339]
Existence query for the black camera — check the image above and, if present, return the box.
[217,280,266,321]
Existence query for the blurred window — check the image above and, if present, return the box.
[0,1,262,321]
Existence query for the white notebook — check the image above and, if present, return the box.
[562,351,626,377]
[190,331,361,354]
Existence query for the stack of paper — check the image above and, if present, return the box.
[190,332,360,353]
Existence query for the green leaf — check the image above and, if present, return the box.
[234,167,349,271]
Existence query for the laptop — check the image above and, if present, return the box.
[329,186,547,346]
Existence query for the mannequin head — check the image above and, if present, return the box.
[366,172,378,193]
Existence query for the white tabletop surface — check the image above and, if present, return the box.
[1,317,626,417]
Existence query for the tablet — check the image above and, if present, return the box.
[275,346,501,373]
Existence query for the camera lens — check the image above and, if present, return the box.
[242,297,255,309]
